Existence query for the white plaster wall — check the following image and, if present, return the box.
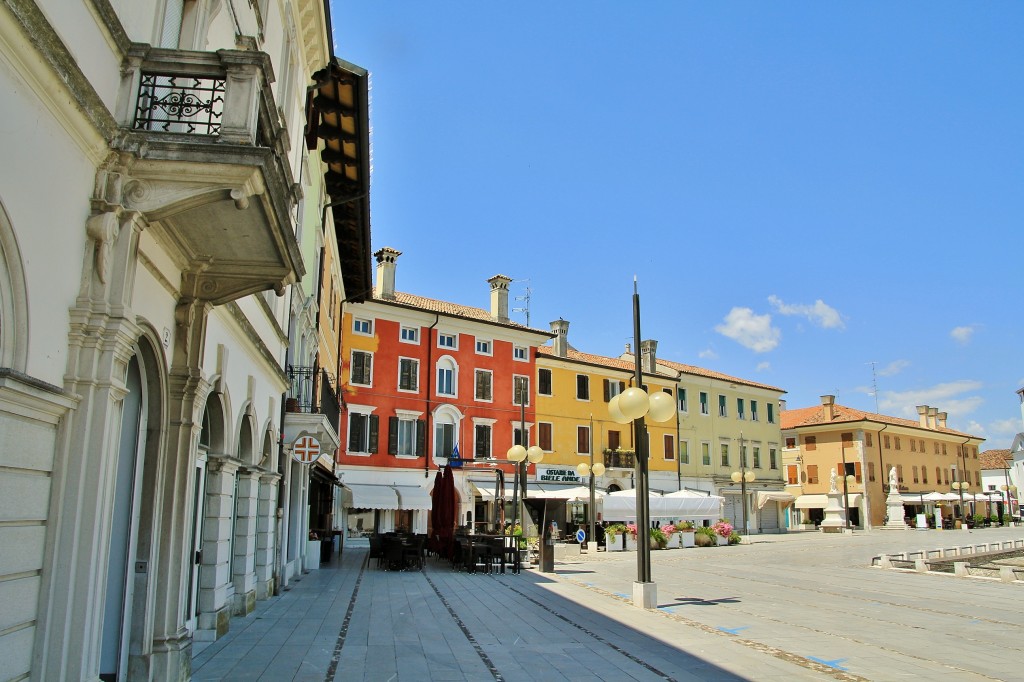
[109,0,163,44]
[0,60,97,386]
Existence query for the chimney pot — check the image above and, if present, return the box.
[927,407,938,430]
[917,405,929,428]
[373,247,401,299]
[550,318,570,358]
[821,395,835,420]
[937,411,948,429]
[487,274,512,322]
[640,339,658,374]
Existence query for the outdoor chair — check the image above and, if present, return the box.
[403,536,425,571]
[368,535,385,568]
[383,538,407,571]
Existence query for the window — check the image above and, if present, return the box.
[538,368,552,396]
[897,465,904,483]
[664,434,674,460]
[388,416,424,457]
[934,442,939,455]
[475,370,492,401]
[868,462,876,482]
[398,358,419,392]
[785,436,797,449]
[883,434,890,449]
[919,439,925,452]
[769,446,778,470]
[842,432,853,446]
[400,326,418,343]
[513,345,527,361]
[475,338,492,355]
[474,424,492,459]
[752,446,761,469]
[350,350,372,386]
[607,430,621,450]
[718,395,727,417]
[911,439,917,453]
[434,420,455,460]
[750,400,758,422]
[353,318,372,335]
[720,442,730,467]
[936,466,942,485]
[913,466,919,483]
[513,425,528,447]
[767,403,775,424]
[679,440,689,464]
[348,413,379,454]
[922,467,928,484]
[437,360,456,397]
[700,392,709,415]
[737,398,745,420]
[438,333,456,349]
[805,436,816,451]
[866,433,873,447]
[941,443,947,455]
[513,375,530,406]
[603,379,625,402]
[787,465,798,485]
[577,426,591,454]
[539,423,553,451]
[807,465,819,484]
[677,388,688,412]
[576,374,590,400]
[894,437,901,451]
[975,471,980,486]
[701,442,711,466]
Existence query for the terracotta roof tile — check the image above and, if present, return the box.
[780,402,982,440]
[656,358,785,393]
[375,291,552,336]
[979,449,1011,470]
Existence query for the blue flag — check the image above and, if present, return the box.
[449,443,462,468]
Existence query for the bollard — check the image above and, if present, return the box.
[953,561,969,577]
[999,567,1016,583]
[880,555,893,569]
[914,559,928,573]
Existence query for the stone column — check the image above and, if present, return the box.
[198,456,240,638]
[231,469,260,616]
[255,473,281,599]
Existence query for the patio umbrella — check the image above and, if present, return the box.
[437,465,457,559]
[429,469,443,554]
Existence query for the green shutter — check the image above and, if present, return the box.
[368,415,379,453]
[388,417,398,455]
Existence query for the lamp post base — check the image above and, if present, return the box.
[632,581,657,609]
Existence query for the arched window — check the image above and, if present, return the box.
[436,356,458,398]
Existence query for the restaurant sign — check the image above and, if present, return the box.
[537,466,582,484]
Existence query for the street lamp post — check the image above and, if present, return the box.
[576,416,605,551]
[507,395,543,573]
[730,432,755,535]
[951,476,970,527]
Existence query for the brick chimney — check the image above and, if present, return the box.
[373,247,401,299]
[927,407,938,429]
[821,395,835,420]
[550,318,569,358]
[488,274,512,322]
[937,411,947,429]
[640,339,658,374]
[917,405,929,428]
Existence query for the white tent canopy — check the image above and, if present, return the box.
[602,489,723,520]
[529,485,605,501]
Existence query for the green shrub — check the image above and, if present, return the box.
[728,532,741,545]
[605,523,627,540]
[694,531,714,547]
[650,527,667,548]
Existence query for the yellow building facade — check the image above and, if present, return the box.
[782,395,985,529]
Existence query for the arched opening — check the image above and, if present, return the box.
[190,391,226,634]
[0,197,28,371]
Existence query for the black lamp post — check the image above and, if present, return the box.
[730,432,755,535]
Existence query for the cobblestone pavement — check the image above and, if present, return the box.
[192,528,1024,681]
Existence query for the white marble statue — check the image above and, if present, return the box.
[888,465,898,493]
[829,467,838,493]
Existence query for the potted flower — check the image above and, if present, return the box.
[694,526,716,547]
[711,520,733,546]
[605,523,626,551]
[625,523,638,551]
[650,526,668,549]
[676,521,696,548]
[660,524,680,549]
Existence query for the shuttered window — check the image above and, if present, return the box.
[475,370,492,401]
[576,375,590,400]
[538,368,552,396]
[807,465,819,484]
[607,430,620,450]
[577,426,590,454]
[398,358,418,391]
[664,434,674,460]
[539,423,552,451]
[805,436,816,451]
[787,464,798,484]
[351,351,372,386]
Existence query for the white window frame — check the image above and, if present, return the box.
[513,345,528,362]
[475,338,492,355]
[353,317,373,336]
[436,356,458,398]
[394,409,423,459]
[474,369,493,403]
[400,326,419,344]
[576,374,590,401]
[437,332,457,350]
[346,405,377,456]
[397,357,420,393]
[350,349,373,387]
[750,400,759,422]
[718,395,728,418]
[701,441,711,466]
[678,387,688,413]
[472,417,496,459]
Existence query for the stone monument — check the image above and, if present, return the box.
[880,465,908,530]
[820,467,847,533]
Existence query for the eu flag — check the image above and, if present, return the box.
[449,443,462,468]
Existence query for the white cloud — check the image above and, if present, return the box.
[877,360,910,377]
[756,362,771,372]
[966,420,986,436]
[768,295,845,329]
[698,349,718,360]
[877,380,984,421]
[950,326,975,345]
[714,307,780,353]
[988,418,1023,440]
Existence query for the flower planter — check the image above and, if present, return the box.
[679,531,695,548]
[715,535,729,546]
[606,534,624,552]
[665,533,680,549]
[625,535,637,551]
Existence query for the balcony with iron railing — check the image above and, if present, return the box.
[283,366,342,457]
[602,449,636,470]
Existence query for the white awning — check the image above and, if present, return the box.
[602,490,723,520]
[794,494,862,509]
[469,480,496,501]
[394,485,432,510]
[342,484,400,510]
[530,485,603,501]
[756,491,796,509]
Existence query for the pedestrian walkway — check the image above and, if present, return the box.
[192,543,841,681]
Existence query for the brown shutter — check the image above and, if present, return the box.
[807,465,818,484]
[805,436,816,450]
[577,426,589,453]
[368,415,379,453]
[388,417,399,455]
[416,419,426,456]
[786,464,798,485]
[539,423,552,451]
[603,379,611,402]
[608,430,620,450]
[664,434,674,460]
[854,462,862,483]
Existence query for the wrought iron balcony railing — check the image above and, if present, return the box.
[286,366,341,432]
[603,449,636,470]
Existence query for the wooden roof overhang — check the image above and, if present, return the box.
[309,58,372,302]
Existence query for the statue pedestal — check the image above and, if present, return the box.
[879,491,908,530]
[820,491,847,533]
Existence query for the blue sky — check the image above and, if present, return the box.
[331,2,1024,445]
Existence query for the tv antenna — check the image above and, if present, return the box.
[512,279,531,327]
[867,361,880,413]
